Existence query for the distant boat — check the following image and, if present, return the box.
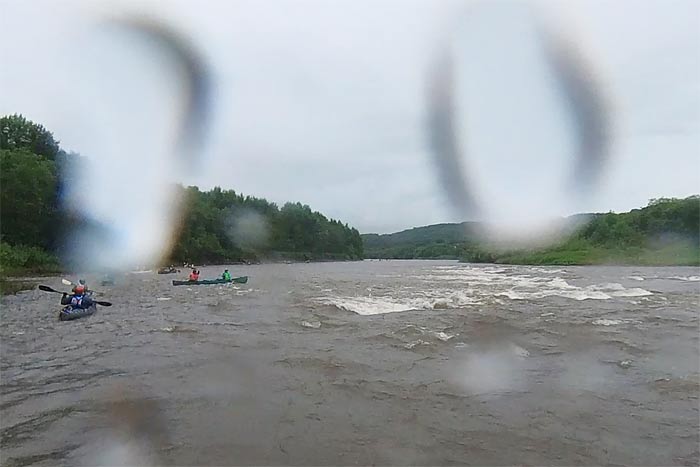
[172,276,249,286]
[157,267,180,274]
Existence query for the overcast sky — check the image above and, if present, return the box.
[1,0,698,235]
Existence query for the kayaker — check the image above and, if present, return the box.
[71,279,87,293]
[222,269,232,281]
[188,269,200,281]
[61,283,94,309]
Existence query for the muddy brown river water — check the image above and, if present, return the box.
[1,261,699,466]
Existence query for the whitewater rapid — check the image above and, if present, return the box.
[316,264,659,316]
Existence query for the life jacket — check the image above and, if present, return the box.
[70,295,84,307]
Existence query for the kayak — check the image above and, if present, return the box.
[172,276,248,286]
[158,268,179,274]
[58,303,97,321]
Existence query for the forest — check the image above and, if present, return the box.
[0,114,363,276]
[170,186,363,263]
[363,197,700,266]
[2,114,697,276]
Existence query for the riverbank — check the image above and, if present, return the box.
[0,243,61,294]
[366,244,700,266]
[0,278,40,295]
[0,243,60,275]
[364,196,700,266]
[460,240,700,267]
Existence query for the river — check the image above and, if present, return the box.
[1,261,698,466]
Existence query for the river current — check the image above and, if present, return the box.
[1,261,698,465]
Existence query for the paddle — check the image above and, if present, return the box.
[38,285,113,306]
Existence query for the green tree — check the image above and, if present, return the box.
[0,114,60,160]
[0,149,57,248]
[167,186,364,263]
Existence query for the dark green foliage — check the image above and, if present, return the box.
[0,114,363,276]
[0,149,58,248]
[363,223,478,249]
[362,222,479,259]
[0,114,68,255]
[169,187,364,263]
[461,197,699,265]
[0,242,60,275]
[363,197,700,265]
[0,114,60,160]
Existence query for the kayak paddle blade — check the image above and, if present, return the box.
[39,285,63,294]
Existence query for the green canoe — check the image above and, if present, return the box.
[172,276,248,286]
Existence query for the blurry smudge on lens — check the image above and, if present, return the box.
[427,1,611,244]
[60,16,210,273]
[427,50,481,222]
[105,16,211,168]
[87,385,168,466]
[536,24,611,193]
[226,209,271,251]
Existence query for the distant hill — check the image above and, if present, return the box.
[361,196,700,265]
[362,221,487,259]
[362,222,478,255]
[360,217,594,260]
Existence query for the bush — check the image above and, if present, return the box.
[0,242,60,275]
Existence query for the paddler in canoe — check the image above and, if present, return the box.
[172,270,247,286]
[188,269,200,281]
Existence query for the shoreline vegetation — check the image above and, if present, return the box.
[0,115,362,291]
[1,115,698,295]
[363,196,700,267]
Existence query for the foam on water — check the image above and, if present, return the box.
[319,265,656,315]
[591,282,626,291]
[669,275,700,282]
[590,283,653,297]
[496,277,652,301]
[318,296,416,315]
[547,277,577,289]
[609,287,653,297]
[404,340,431,349]
[301,320,322,329]
[435,331,455,342]
[317,289,480,315]
[592,319,624,326]
[530,267,566,274]
[498,289,611,300]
